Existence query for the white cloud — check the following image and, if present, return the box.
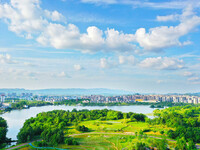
[135,7,200,51]
[74,64,83,71]
[80,0,200,9]
[157,14,179,22]
[80,26,105,52]
[119,55,136,65]
[0,54,17,64]
[183,71,194,77]
[37,24,136,53]
[0,0,65,38]
[105,28,135,52]
[36,23,81,49]
[100,58,107,68]
[1,0,200,54]
[5,68,39,79]
[0,0,137,53]
[56,71,70,78]
[44,10,65,22]
[100,58,116,69]
[140,57,184,70]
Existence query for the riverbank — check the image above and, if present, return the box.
[1,99,191,115]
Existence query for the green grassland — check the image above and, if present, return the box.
[66,119,172,136]
[16,119,176,150]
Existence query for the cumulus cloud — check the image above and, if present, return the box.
[74,64,83,71]
[140,57,184,70]
[135,7,200,51]
[1,0,200,54]
[37,25,136,53]
[0,0,64,38]
[0,54,17,64]
[44,10,66,22]
[100,58,116,69]
[0,0,136,53]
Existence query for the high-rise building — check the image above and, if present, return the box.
[1,94,5,103]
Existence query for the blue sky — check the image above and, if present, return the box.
[0,0,200,93]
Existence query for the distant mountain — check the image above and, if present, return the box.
[184,92,200,96]
[0,88,134,96]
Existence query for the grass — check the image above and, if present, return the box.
[58,134,136,150]
[15,119,179,150]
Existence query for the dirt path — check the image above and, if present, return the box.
[6,140,41,150]
[6,142,29,150]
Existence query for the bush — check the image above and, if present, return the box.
[167,129,177,139]
[143,128,151,132]
[160,130,164,134]
[76,125,89,132]
[33,141,49,147]
[135,142,146,150]
[65,137,79,145]
[99,117,106,121]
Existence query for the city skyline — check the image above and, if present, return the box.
[0,0,200,93]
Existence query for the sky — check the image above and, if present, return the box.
[0,0,200,93]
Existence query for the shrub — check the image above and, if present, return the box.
[160,130,164,134]
[143,128,151,132]
[76,125,89,132]
[99,117,106,121]
[65,137,79,145]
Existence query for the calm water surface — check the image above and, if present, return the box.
[0,105,161,141]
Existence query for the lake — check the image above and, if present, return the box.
[0,105,161,142]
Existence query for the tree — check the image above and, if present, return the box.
[0,117,8,146]
[41,128,64,146]
[176,137,187,150]
[76,125,89,132]
[188,140,196,150]
[135,142,146,150]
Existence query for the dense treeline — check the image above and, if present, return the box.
[54,99,193,107]
[151,105,200,145]
[17,109,146,145]
[11,100,52,109]
[0,117,8,148]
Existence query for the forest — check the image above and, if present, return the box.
[150,105,200,149]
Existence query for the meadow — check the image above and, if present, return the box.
[13,119,176,150]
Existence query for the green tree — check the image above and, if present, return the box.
[135,142,146,150]
[0,117,8,146]
[188,140,196,150]
[176,137,187,150]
